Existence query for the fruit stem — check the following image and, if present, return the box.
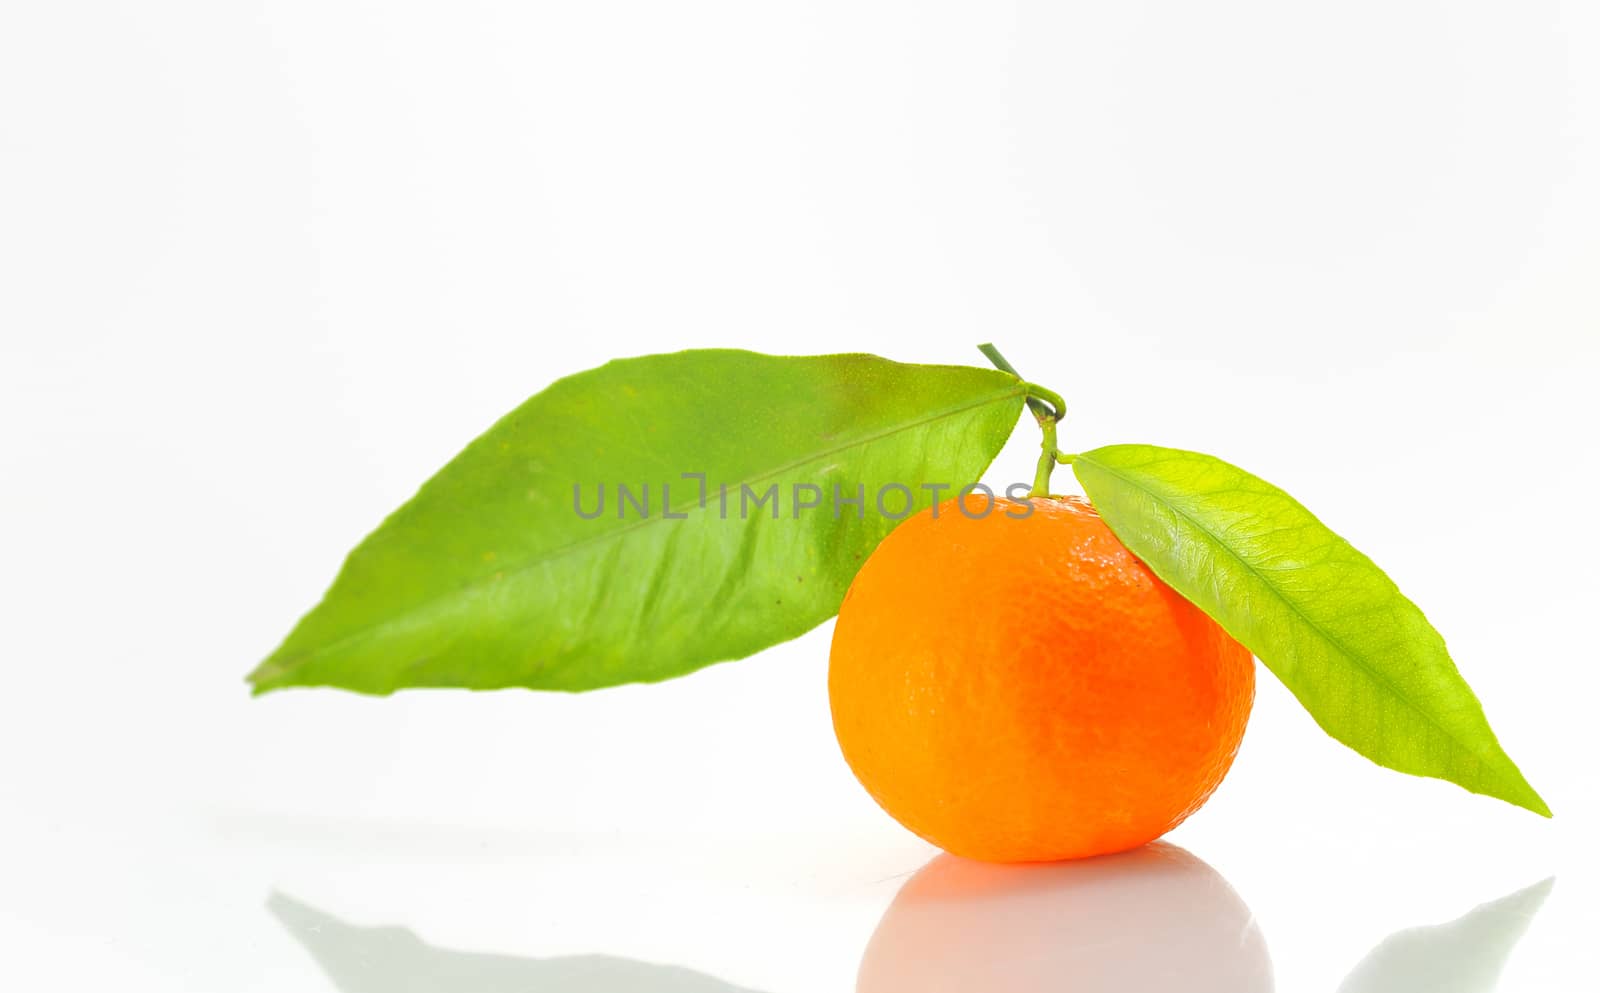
[1031,418,1059,497]
[976,343,1067,498]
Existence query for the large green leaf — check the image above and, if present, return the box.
[251,350,1024,694]
[1072,444,1549,816]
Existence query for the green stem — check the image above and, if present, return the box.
[977,343,1067,497]
[979,344,1050,422]
[1031,417,1059,496]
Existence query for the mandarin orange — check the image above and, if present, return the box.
[828,494,1254,862]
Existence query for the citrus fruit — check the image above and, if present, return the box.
[828,494,1254,862]
[856,843,1271,992]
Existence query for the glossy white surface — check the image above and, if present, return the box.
[3,2,1597,989]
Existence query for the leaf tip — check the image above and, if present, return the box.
[1489,769,1552,818]
[1523,791,1554,819]
[246,657,291,697]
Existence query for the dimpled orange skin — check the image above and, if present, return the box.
[828,494,1255,862]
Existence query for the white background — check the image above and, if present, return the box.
[3,2,1598,990]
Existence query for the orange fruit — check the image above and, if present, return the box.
[828,494,1254,862]
[856,843,1271,992]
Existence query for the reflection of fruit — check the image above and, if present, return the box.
[829,495,1254,862]
[857,843,1272,992]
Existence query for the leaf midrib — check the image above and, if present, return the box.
[258,382,1025,680]
[1077,451,1509,784]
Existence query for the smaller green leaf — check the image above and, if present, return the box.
[1072,444,1549,816]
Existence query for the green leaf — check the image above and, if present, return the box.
[251,350,1024,694]
[1071,444,1549,816]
